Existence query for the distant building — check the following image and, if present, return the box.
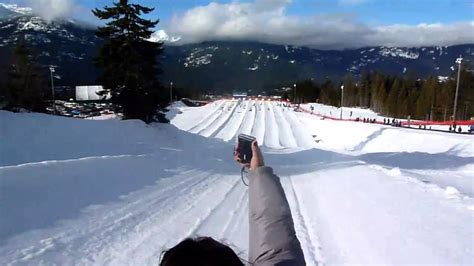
[75,86,111,101]
[232,91,248,98]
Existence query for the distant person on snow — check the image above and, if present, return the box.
[160,142,305,266]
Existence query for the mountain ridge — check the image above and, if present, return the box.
[0,8,473,93]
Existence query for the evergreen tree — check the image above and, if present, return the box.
[320,79,338,106]
[415,76,437,120]
[359,72,371,107]
[456,60,474,120]
[342,74,356,107]
[386,78,401,116]
[289,63,474,121]
[290,80,320,103]
[2,40,47,112]
[397,83,409,118]
[371,74,387,114]
[93,0,167,123]
[404,73,420,118]
[378,82,388,114]
[370,73,383,112]
[438,80,455,120]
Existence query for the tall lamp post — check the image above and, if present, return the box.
[453,56,463,121]
[49,66,55,113]
[170,81,173,103]
[293,83,297,105]
[340,85,344,119]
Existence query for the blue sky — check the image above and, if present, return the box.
[7,0,474,48]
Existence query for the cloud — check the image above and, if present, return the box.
[25,0,75,22]
[164,0,474,49]
[369,22,474,48]
[18,0,99,26]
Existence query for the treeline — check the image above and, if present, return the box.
[1,1,170,123]
[0,40,48,112]
[286,63,474,121]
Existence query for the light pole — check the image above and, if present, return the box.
[340,85,344,119]
[49,66,55,113]
[453,56,463,121]
[293,83,297,105]
[170,81,173,103]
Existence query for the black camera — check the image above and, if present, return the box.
[237,134,256,164]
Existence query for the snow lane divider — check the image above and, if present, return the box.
[208,102,240,138]
[234,100,257,138]
[287,177,323,266]
[250,101,266,144]
[194,102,231,135]
[217,101,249,141]
[187,101,226,132]
[272,102,298,148]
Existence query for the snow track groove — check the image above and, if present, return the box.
[250,101,266,144]
[283,105,317,148]
[184,101,226,131]
[285,176,323,266]
[219,188,248,239]
[188,102,228,133]
[0,154,150,170]
[190,177,242,235]
[116,174,233,264]
[235,100,257,137]
[197,101,238,137]
[272,103,298,148]
[6,171,216,265]
[215,101,249,141]
[263,102,282,148]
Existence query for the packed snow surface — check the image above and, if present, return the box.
[1,100,473,265]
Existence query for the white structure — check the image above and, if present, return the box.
[75,86,110,101]
[232,91,248,98]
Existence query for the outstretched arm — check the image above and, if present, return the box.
[235,142,305,265]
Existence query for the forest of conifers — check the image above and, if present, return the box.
[289,62,474,121]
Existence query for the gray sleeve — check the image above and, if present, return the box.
[248,166,305,266]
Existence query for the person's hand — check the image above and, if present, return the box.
[233,141,264,170]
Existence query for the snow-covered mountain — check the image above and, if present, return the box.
[0,3,99,85]
[149,30,181,43]
[162,42,474,92]
[0,3,31,17]
[0,2,473,92]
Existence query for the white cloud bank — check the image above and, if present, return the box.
[165,0,474,49]
[14,0,473,49]
[25,0,74,22]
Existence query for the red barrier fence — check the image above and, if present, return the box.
[401,120,474,126]
[298,106,474,127]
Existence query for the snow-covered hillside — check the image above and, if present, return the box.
[0,101,473,265]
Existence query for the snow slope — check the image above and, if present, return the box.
[1,100,473,265]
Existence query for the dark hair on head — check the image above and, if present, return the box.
[160,237,244,266]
